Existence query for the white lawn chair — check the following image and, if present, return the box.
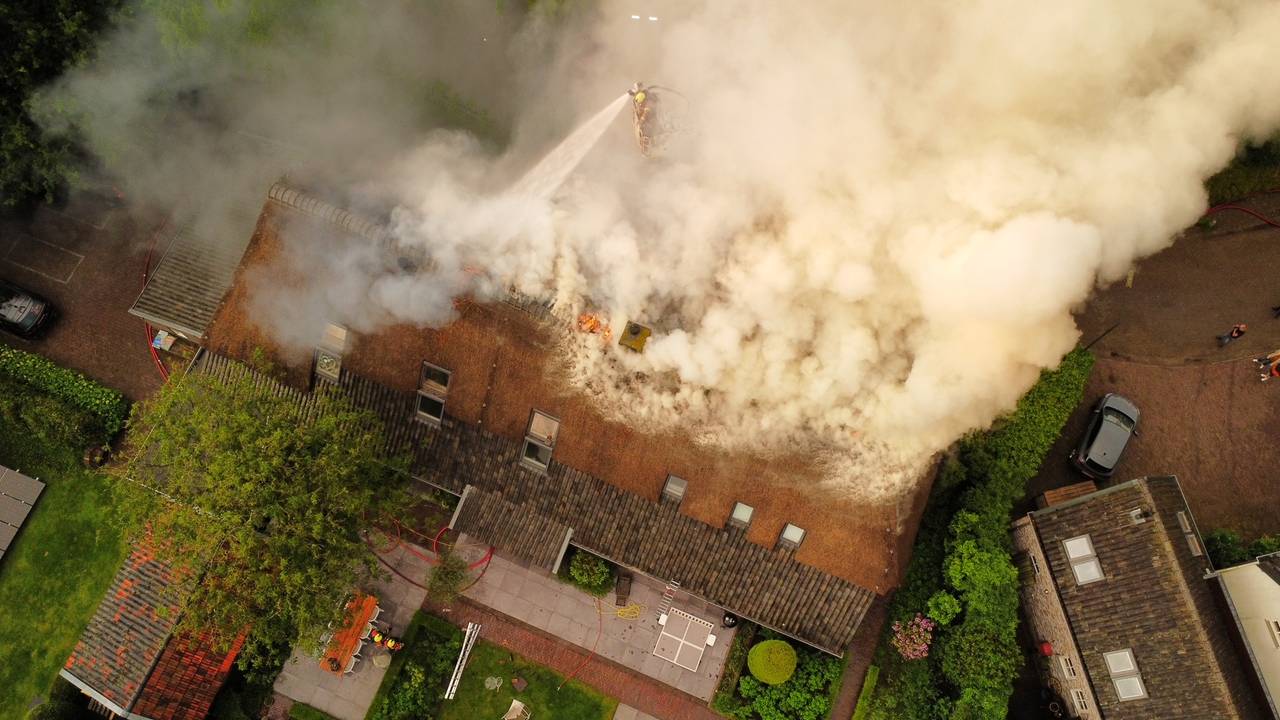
[360,622,373,640]
[344,655,360,674]
[502,699,531,720]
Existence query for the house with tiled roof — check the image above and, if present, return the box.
[133,181,924,656]
[1012,476,1277,719]
[60,545,242,720]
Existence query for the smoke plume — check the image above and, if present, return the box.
[46,1,1280,500]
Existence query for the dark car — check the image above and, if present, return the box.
[1071,393,1139,478]
[0,279,55,338]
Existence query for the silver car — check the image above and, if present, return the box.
[1071,393,1140,479]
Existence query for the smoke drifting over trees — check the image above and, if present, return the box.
[45,1,1280,499]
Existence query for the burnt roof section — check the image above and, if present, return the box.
[130,224,250,339]
[193,350,876,654]
[204,188,907,595]
[60,545,237,720]
[450,485,572,573]
[1029,477,1267,719]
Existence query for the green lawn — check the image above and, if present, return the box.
[438,640,616,720]
[0,394,129,718]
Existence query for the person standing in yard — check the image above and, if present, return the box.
[1218,323,1247,347]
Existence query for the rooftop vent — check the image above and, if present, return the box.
[618,322,652,352]
[1127,507,1152,525]
[313,323,348,385]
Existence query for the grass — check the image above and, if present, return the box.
[850,665,879,720]
[364,611,444,720]
[437,640,617,720]
[290,703,339,720]
[0,401,128,718]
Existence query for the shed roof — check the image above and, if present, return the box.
[1028,476,1267,719]
[130,224,250,339]
[450,485,572,573]
[60,545,238,720]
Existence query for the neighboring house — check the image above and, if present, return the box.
[1012,476,1275,719]
[60,545,242,720]
[1211,552,1280,719]
[144,182,917,656]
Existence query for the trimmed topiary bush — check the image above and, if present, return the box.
[747,638,798,685]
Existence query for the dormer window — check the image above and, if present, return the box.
[777,523,805,550]
[728,502,753,530]
[520,410,560,471]
[1064,534,1103,585]
[415,362,451,425]
[662,475,687,506]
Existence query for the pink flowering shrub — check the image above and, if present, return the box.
[890,613,936,660]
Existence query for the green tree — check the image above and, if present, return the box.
[115,362,406,679]
[1204,529,1249,568]
[0,1,123,207]
[427,546,471,606]
[1248,535,1280,559]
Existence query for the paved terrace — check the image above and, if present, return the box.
[461,549,734,701]
[273,542,430,720]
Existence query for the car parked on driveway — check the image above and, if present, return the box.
[0,279,56,338]
[1071,393,1139,479]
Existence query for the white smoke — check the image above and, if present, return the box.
[45,1,1280,501]
[362,0,1280,499]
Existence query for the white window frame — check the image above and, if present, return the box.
[1030,553,1041,576]
[1059,655,1078,679]
[729,502,754,529]
[662,474,688,506]
[415,362,451,425]
[1176,511,1192,533]
[1103,648,1147,702]
[520,410,560,471]
[778,523,806,550]
[1064,534,1104,585]
[1268,619,1280,649]
[1071,689,1089,713]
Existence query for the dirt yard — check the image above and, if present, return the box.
[1027,192,1280,541]
[0,189,165,401]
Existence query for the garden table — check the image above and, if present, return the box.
[321,593,379,675]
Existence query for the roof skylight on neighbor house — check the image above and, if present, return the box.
[729,502,754,529]
[415,361,451,425]
[662,474,687,506]
[778,523,806,550]
[1064,534,1103,585]
[1103,648,1147,701]
[520,410,560,471]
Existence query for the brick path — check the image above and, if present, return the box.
[429,598,722,720]
[828,595,890,720]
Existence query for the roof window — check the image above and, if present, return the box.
[520,410,560,471]
[313,323,348,385]
[1103,648,1147,701]
[415,362,451,425]
[728,502,753,529]
[778,523,806,550]
[1064,534,1103,585]
[662,475,687,506]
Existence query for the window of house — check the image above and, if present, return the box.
[1268,619,1280,648]
[662,475,687,506]
[1059,655,1078,679]
[520,410,560,470]
[1103,649,1147,701]
[1186,533,1203,557]
[415,362,451,424]
[778,523,806,550]
[1030,553,1042,576]
[1176,511,1192,533]
[1064,534,1104,585]
[729,502,754,529]
[1071,689,1089,713]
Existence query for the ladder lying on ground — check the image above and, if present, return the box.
[657,580,680,618]
[444,622,481,700]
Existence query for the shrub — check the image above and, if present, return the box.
[0,345,128,436]
[567,549,613,596]
[737,640,841,720]
[747,639,798,685]
[890,614,936,661]
[370,614,462,720]
[427,547,471,605]
[1204,529,1249,568]
[1249,535,1280,558]
[925,592,960,626]
[711,622,757,716]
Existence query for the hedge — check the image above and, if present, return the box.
[865,348,1095,720]
[0,345,128,436]
[850,665,880,720]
